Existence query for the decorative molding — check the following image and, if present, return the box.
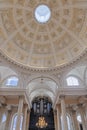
[0,48,87,73]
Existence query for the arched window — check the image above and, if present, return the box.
[77,114,83,130]
[6,76,18,87]
[11,114,23,130]
[77,114,82,123]
[61,115,73,130]
[1,113,6,123]
[66,76,79,86]
[67,115,73,130]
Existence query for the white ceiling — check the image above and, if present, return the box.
[0,0,87,105]
[0,0,87,69]
[27,77,58,103]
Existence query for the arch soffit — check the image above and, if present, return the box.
[1,74,19,84]
[29,90,54,104]
[26,74,59,88]
[63,66,87,83]
[0,66,18,81]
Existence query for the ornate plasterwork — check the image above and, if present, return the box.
[0,0,87,69]
[0,49,87,74]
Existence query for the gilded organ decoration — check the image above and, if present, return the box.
[36,116,48,128]
[0,0,87,68]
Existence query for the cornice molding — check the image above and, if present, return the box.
[0,88,30,110]
[0,48,87,73]
[53,88,87,108]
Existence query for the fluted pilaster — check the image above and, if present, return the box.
[16,96,24,130]
[60,96,68,130]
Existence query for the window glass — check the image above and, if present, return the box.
[61,115,73,130]
[66,76,79,86]
[13,115,17,129]
[67,116,71,130]
[77,115,82,123]
[12,114,23,130]
[2,113,6,123]
[6,77,18,87]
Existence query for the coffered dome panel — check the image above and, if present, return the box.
[0,0,87,69]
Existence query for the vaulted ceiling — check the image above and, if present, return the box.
[0,0,87,106]
[0,0,87,69]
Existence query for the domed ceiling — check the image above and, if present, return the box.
[0,0,87,69]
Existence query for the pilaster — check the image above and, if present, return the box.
[16,96,24,130]
[22,104,28,130]
[60,96,68,130]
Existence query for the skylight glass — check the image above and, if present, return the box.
[35,5,51,23]
[6,77,18,86]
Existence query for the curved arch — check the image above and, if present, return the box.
[29,89,54,103]
[10,113,23,130]
[0,66,18,82]
[31,93,53,103]
[66,74,85,88]
[26,74,59,89]
[1,75,19,87]
[66,76,79,86]
[27,77,58,93]
[0,62,20,76]
[32,95,52,103]
[29,88,55,98]
[66,74,84,83]
[66,66,86,80]
[26,77,58,104]
[29,87,56,96]
[1,75,18,84]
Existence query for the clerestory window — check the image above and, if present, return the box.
[6,76,18,87]
[66,76,79,86]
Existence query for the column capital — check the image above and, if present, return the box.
[6,105,12,111]
[78,103,83,108]
[72,104,78,111]
[56,104,60,108]
[54,110,57,115]
[59,95,65,100]
[71,109,76,114]
[68,106,77,115]
[27,109,31,113]
[24,104,28,109]
[83,103,87,107]
[19,95,24,100]
[77,103,83,111]
[67,106,72,113]
[56,104,61,112]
